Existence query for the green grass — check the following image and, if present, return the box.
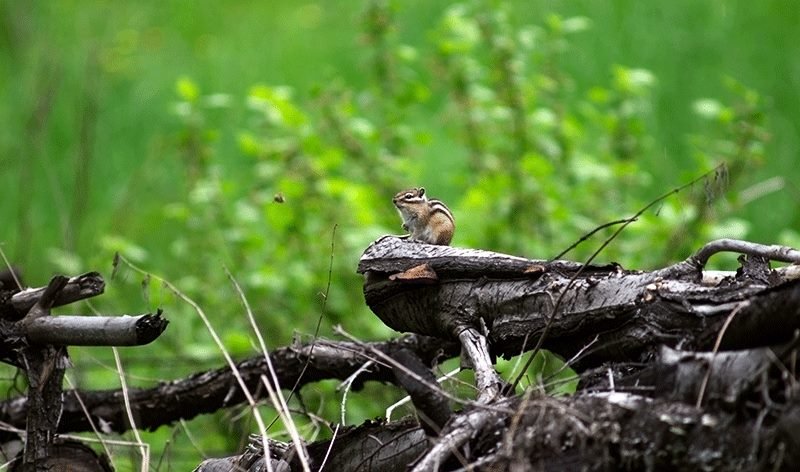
[1,0,799,469]
[2,0,798,276]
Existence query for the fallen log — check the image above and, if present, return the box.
[358,237,800,367]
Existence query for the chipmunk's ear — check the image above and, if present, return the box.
[418,187,426,197]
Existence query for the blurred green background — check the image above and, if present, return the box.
[1,0,798,469]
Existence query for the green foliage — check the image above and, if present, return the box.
[156,0,769,426]
[1,0,796,469]
[431,4,769,268]
[497,350,578,396]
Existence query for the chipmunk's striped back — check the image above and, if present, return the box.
[427,199,454,226]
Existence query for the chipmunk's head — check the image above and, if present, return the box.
[392,187,427,208]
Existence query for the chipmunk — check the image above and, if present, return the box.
[392,187,455,245]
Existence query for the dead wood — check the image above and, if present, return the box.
[186,237,800,471]
[195,420,428,472]
[193,393,796,471]
[16,276,71,470]
[25,311,167,346]
[4,272,105,320]
[8,439,113,472]
[390,347,452,435]
[353,236,800,470]
[358,236,800,368]
[3,239,797,470]
[0,335,459,435]
[189,341,799,471]
[0,272,168,470]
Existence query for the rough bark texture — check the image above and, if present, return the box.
[359,237,800,367]
[199,383,798,471]
[4,272,105,319]
[0,272,168,470]
[190,238,800,471]
[4,239,800,471]
[17,276,71,471]
[0,336,459,435]
[9,440,113,472]
[196,421,428,472]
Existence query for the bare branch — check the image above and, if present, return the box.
[691,238,800,268]
[0,335,459,435]
[24,311,167,346]
[9,272,105,318]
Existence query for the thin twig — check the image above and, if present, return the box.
[691,239,800,268]
[259,374,310,472]
[115,254,271,472]
[540,336,599,387]
[226,267,311,471]
[695,301,748,408]
[337,361,375,424]
[318,359,374,472]
[179,418,206,458]
[317,424,341,472]
[0,245,23,290]
[64,375,113,462]
[112,347,149,472]
[551,218,638,261]
[153,424,181,472]
[276,224,338,423]
[386,367,460,421]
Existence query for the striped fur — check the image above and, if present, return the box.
[428,199,454,225]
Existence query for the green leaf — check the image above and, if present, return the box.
[176,76,200,102]
[224,332,254,357]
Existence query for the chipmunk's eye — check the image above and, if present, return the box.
[404,192,414,199]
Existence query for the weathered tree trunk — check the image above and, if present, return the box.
[359,237,800,366]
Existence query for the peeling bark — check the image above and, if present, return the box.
[359,237,800,367]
